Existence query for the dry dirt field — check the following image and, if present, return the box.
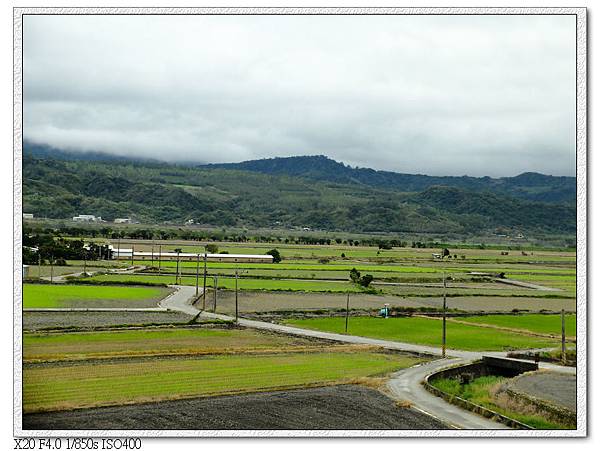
[23,384,447,430]
[23,311,194,331]
[212,291,576,314]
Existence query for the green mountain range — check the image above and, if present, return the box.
[22,144,576,236]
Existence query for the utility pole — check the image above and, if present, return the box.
[442,272,447,358]
[345,293,350,333]
[195,254,200,297]
[50,254,54,283]
[158,245,162,274]
[202,251,207,310]
[235,269,239,322]
[117,237,121,263]
[83,254,87,276]
[38,252,41,279]
[213,275,218,313]
[175,251,181,284]
[151,244,154,269]
[131,245,135,266]
[561,309,567,365]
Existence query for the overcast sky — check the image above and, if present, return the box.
[23,14,576,177]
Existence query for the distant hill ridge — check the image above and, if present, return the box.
[202,155,575,204]
[22,142,576,235]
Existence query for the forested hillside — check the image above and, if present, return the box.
[22,148,576,235]
[204,155,575,204]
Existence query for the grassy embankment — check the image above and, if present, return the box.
[429,376,568,429]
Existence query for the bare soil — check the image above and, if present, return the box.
[214,291,576,314]
[508,371,576,412]
[22,384,447,430]
[23,311,194,331]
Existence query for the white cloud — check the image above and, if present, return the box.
[23,14,576,176]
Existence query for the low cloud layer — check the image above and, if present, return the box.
[23,14,576,176]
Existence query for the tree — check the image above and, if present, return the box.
[359,274,373,287]
[349,268,361,283]
[205,244,219,254]
[266,249,282,263]
[442,248,450,258]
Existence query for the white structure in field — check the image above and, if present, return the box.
[110,247,274,264]
[23,213,34,219]
[114,218,132,224]
[73,214,102,222]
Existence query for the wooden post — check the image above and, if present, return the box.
[202,252,207,310]
[195,254,200,297]
[345,293,350,333]
[213,275,218,313]
[561,309,567,365]
[442,272,447,358]
[235,269,239,322]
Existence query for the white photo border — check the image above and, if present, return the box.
[13,6,587,438]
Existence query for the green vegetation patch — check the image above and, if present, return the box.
[24,328,333,361]
[429,376,567,429]
[24,351,421,413]
[283,316,559,351]
[23,284,168,309]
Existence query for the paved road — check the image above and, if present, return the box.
[387,358,509,429]
[159,285,202,315]
[197,310,574,429]
[152,290,575,429]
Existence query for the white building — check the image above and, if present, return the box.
[23,213,34,219]
[114,218,132,224]
[111,248,274,264]
[73,214,102,222]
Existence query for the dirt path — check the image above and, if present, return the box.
[415,315,576,342]
[495,278,562,291]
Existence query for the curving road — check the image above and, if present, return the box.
[159,285,201,315]
[163,285,574,429]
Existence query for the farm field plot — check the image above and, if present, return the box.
[24,328,342,362]
[112,240,576,262]
[87,274,367,293]
[23,284,172,309]
[206,291,576,314]
[24,346,425,413]
[283,316,560,351]
[23,384,446,430]
[459,314,576,337]
[23,311,194,331]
